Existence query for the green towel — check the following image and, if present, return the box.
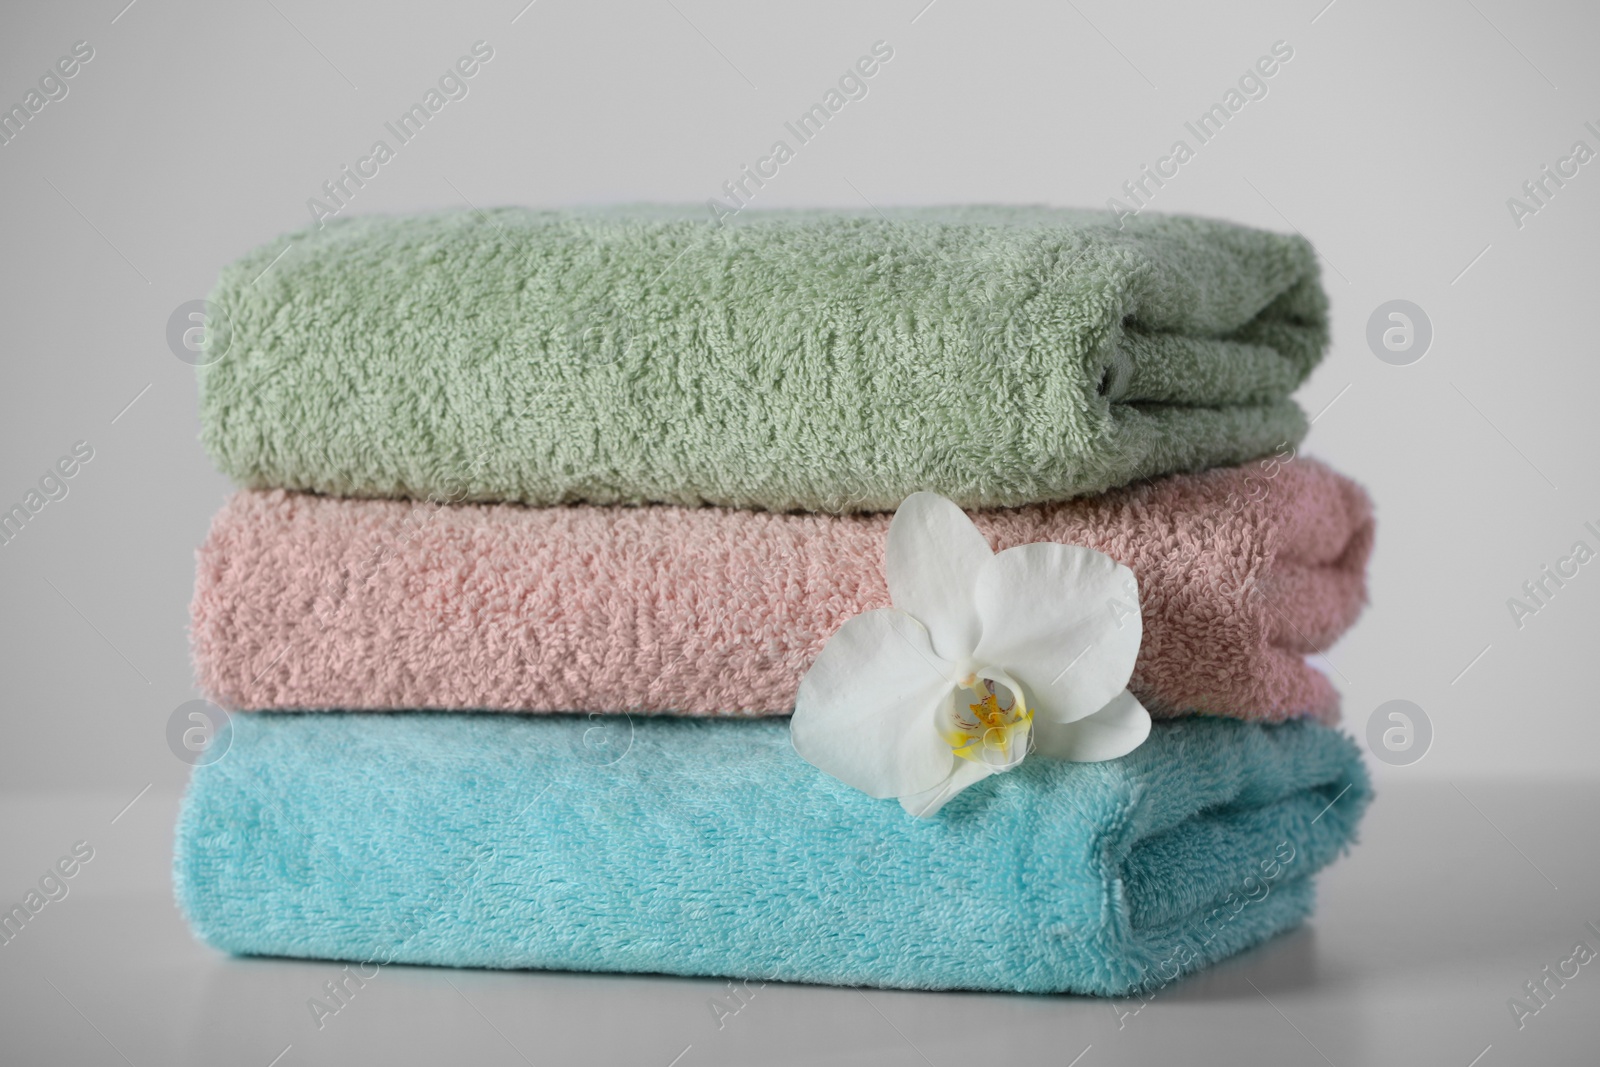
[199,206,1327,512]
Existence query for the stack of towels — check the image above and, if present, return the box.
[175,206,1374,996]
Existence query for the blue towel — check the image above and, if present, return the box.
[173,713,1368,996]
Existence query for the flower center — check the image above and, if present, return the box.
[942,671,1032,769]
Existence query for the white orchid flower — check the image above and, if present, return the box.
[791,492,1151,816]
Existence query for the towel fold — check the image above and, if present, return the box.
[198,206,1327,512]
[192,456,1371,723]
[173,712,1368,995]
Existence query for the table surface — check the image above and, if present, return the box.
[1,778,1595,1066]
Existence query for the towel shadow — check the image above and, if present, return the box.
[1151,924,1320,1002]
[176,920,1319,1057]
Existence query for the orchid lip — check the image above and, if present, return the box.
[942,668,1032,769]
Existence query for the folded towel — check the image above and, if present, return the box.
[198,206,1328,512]
[174,712,1368,995]
[192,456,1370,723]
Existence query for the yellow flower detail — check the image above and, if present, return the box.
[943,680,1032,764]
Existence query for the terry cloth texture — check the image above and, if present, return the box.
[192,457,1371,723]
[197,205,1328,512]
[173,713,1370,996]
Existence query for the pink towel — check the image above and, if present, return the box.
[192,458,1371,723]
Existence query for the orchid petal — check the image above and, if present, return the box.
[885,491,993,664]
[970,543,1142,724]
[1031,689,1151,762]
[898,756,997,817]
[791,608,959,799]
